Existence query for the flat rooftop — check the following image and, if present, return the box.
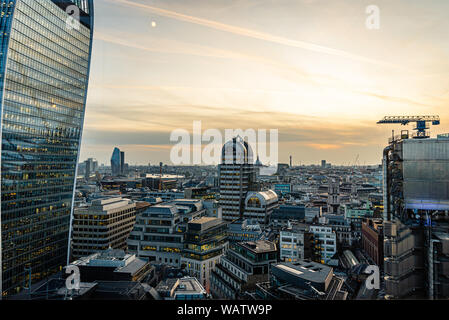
[135,201,151,209]
[115,257,149,274]
[434,232,449,241]
[188,217,225,231]
[190,217,218,224]
[145,174,184,179]
[239,240,276,253]
[156,277,206,297]
[272,260,333,284]
[72,249,150,274]
[175,277,206,295]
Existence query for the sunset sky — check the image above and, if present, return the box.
[80,0,449,166]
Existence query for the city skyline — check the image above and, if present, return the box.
[81,0,449,166]
[1,0,448,304]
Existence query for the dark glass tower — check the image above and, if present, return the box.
[0,0,94,297]
[111,147,121,176]
[120,150,125,175]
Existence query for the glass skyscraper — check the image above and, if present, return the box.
[111,147,121,176]
[0,0,94,297]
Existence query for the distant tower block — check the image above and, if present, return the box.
[321,160,326,168]
[351,183,358,198]
[328,180,340,214]
[290,155,292,167]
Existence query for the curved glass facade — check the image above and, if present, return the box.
[0,0,94,297]
[111,147,121,176]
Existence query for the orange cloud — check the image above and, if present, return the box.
[305,143,342,150]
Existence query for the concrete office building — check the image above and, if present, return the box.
[71,249,155,283]
[344,202,375,219]
[320,213,356,247]
[202,199,222,219]
[256,260,347,300]
[280,223,316,263]
[219,136,257,221]
[361,218,384,267]
[227,219,264,243]
[71,197,136,259]
[210,240,277,299]
[128,204,184,267]
[181,217,228,292]
[156,277,207,300]
[273,183,291,196]
[309,225,337,265]
[14,249,156,300]
[144,190,184,202]
[270,205,306,229]
[243,190,279,225]
[127,200,206,267]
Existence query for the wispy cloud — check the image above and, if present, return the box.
[94,31,330,86]
[95,31,430,110]
[110,0,402,70]
[95,31,247,60]
[354,91,432,109]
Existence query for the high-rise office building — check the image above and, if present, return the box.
[0,0,94,297]
[111,147,121,176]
[321,160,327,168]
[219,136,256,221]
[83,157,97,179]
[383,133,449,299]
